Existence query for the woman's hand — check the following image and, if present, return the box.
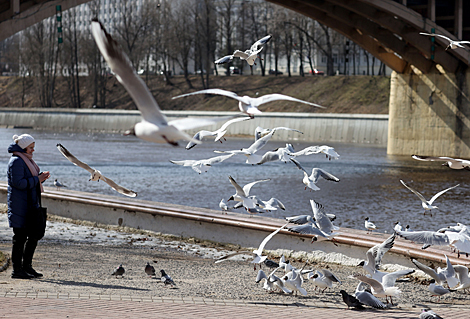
[39,171,51,183]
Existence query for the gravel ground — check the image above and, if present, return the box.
[0,219,469,309]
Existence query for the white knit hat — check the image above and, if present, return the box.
[13,134,35,149]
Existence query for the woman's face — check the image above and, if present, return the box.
[25,142,35,155]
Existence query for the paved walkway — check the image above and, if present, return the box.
[1,292,469,319]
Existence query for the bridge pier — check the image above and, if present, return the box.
[388,66,470,157]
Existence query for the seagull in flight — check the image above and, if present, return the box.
[173,88,324,118]
[412,255,459,288]
[215,222,289,270]
[287,200,340,242]
[254,126,303,141]
[288,145,340,160]
[185,116,251,150]
[91,19,231,146]
[215,35,272,66]
[420,32,470,50]
[357,233,396,279]
[290,158,340,191]
[400,180,459,214]
[215,129,277,164]
[57,143,137,197]
[257,144,295,165]
[169,153,234,174]
[412,155,470,170]
[227,175,270,210]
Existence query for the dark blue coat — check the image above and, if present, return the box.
[7,143,40,228]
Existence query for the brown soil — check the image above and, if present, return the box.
[0,74,390,114]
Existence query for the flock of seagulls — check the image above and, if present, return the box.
[49,21,470,318]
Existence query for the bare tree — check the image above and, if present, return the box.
[61,7,81,108]
[22,19,59,107]
[217,0,238,76]
[194,0,217,88]
[169,0,194,87]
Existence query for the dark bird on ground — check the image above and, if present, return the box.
[160,269,176,287]
[145,262,156,277]
[111,264,125,277]
[339,289,365,310]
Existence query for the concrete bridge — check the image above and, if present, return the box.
[1,0,470,157]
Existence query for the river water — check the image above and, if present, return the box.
[1,128,468,233]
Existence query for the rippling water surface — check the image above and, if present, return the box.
[1,128,469,233]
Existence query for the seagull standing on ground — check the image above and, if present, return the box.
[364,217,377,234]
[173,88,324,118]
[420,32,470,50]
[91,19,231,146]
[400,180,459,215]
[308,269,342,293]
[54,179,67,190]
[57,143,137,197]
[219,198,229,213]
[428,279,454,301]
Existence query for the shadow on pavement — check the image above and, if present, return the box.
[39,279,150,291]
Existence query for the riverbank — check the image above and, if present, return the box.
[0,211,469,314]
[0,75,390,114]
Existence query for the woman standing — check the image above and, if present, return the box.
[7,134,50,279]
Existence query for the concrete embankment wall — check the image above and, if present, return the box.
[0,183,463,268]
[0,108,389,145]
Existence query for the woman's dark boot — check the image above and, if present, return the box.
[23,239,42,278]
[11,237,34,279]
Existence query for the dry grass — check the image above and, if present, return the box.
[0,74,390,114]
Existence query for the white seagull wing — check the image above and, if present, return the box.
[400,180,428,203]
[56,143,95,174]
[91,20,167,126]
[290,158,308,174]
[242,178,271,196]
[228,176,245,196]
[102,175,137,197]
[218,116,252,132]
[214,55,234,64]
[311,168,340,183]
[397,230,450,246]
[429,184,459,205]
[249,93,325,109]
[185,131,215,150]
[253,222,289,256]
[172,88,244,103]
[419,32,452,43]
[412,259,445,283]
